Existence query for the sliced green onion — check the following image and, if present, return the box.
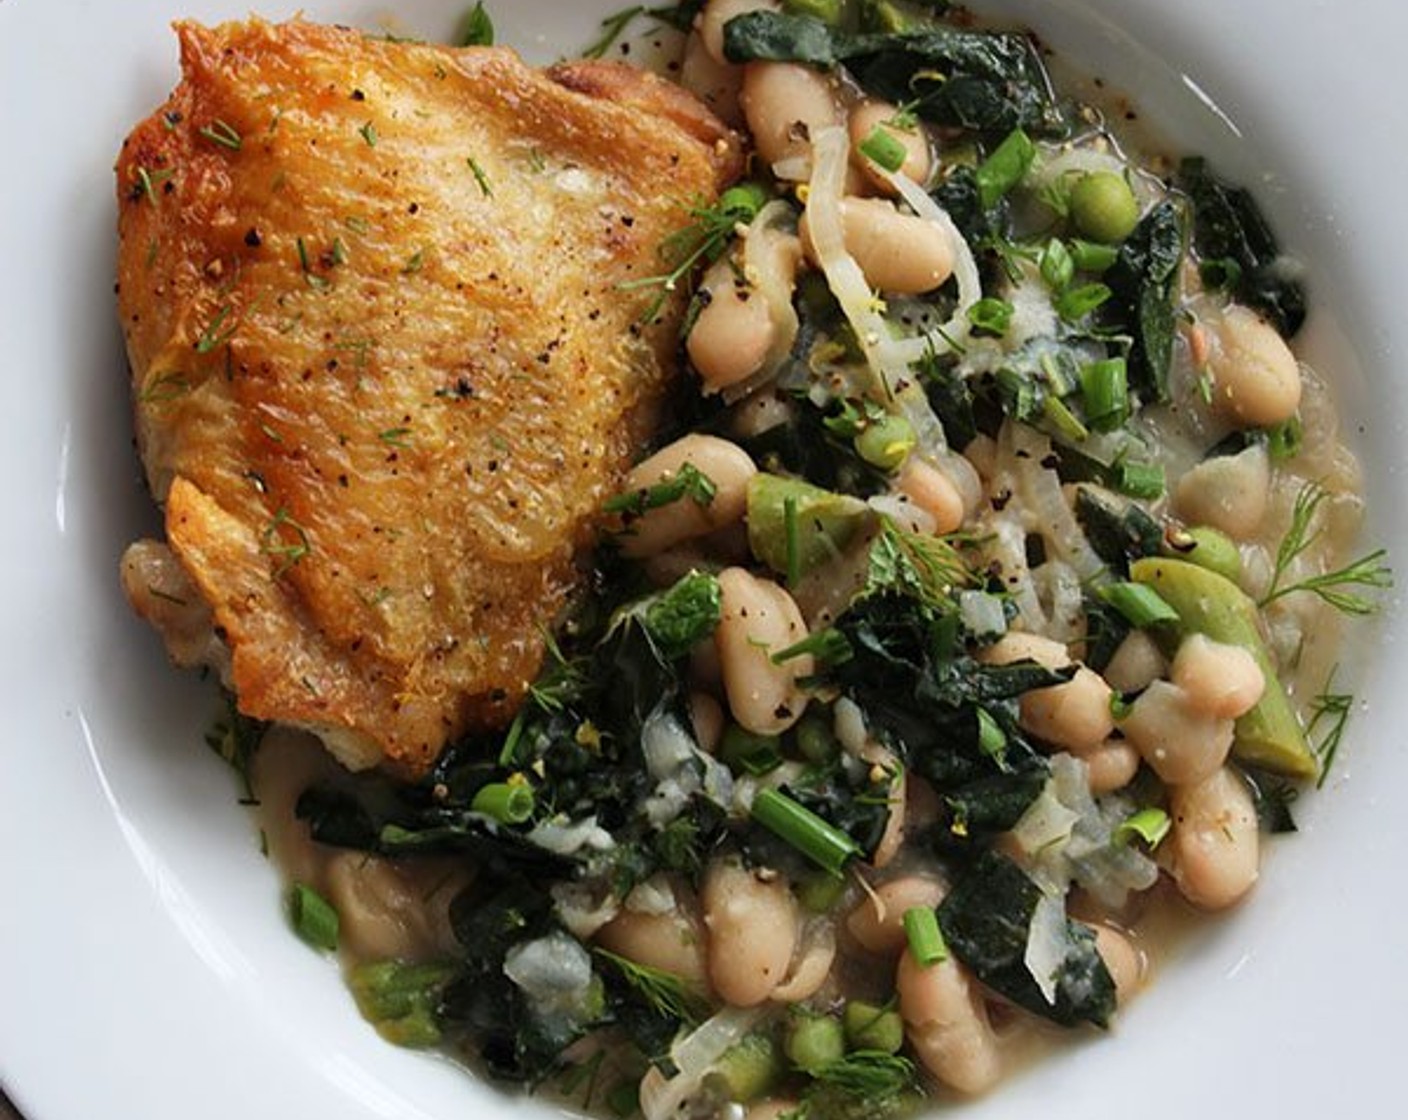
[902,906,947,967]
[976,128,1035,210]
[1039,238,1074,292]
[1097,581,1180,628]
[858,125,907,173]
[1113,807,1172,849]
[966,297,1015,337]
[1080,357,1129,431]
[1055,282,1112,322]
[1266,415,1303,461]
[471,781,535,824]
[1042,394,1089,442]
[289,882,339,951]
[1069,238,1119,273]
[771,627,853,667]
[750,788,861,876]
[1114,460,1165,499]
[720,726,784,776]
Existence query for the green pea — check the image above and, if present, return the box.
[712,1032,783,1102]
[842,1000,905,1054]
[855,413,916,471]
[794,710,839,765]
[1069,171,1140,244]
[796,869,847,913]
[785,1012,847,1072]
[718,724,783,776]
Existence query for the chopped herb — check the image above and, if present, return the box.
[203,691,265,803]
[403,250,425,274]
[261,507,312,575]
[1307,672,1354,788]
[604,461,716,517]
[582,5,645,59]
[197,118,242,151]
[467,155,493,197]
[134,165,174,205]
[194,304,237,354]
[1260,480,1392,615]
[139,371,196,403]
[595,948,707,1025]
[618,181,768,321]
[359,121,379,147]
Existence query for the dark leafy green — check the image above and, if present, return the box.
[1178,156,1306,337]
[721,12,1063,137]
[938,849,1117,1027]
[1103,199,1187,402]
[1073,485,1162,575]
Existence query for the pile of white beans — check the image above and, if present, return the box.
[251,3,1371,1115]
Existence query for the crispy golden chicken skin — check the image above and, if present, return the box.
[117,19,740,774]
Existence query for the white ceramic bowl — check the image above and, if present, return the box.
[1,2,1403,1118]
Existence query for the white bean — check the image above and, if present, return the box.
[895,458,965,534]
[1206,304,1302,428]
[849,100,932,192]
[1119,679,1234,786]
[715,567,813,734]
[897,949,1001,1095]
[619,434,757,558]
[596,902,711,988]
[740,61,843,168]
[679,26,743,127]
[979,631,1070,671]
[1173,443,1271,541]
[846,876,946,956]
[1171,633,1265,720]
[1080,737,1141,794]
[697,0,778,66]
[1019,666,1115,753]
[687,256,777,392]
[689,690,725,754]
[1166,766,1260,909]
[1102,629,1167,694]
[871,769,907,869]
[801,197,955,294]
[702,858,799,1006]
[323,852,467,961]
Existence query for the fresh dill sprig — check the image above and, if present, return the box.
[1260,480,1391,615]
[594,948,708,1025]
[582,5,646,59]
[204,690,267,804]
[1307,669,1355,788]
[865,517,970,609]
[197,118,243,152]
[617,183,767,322]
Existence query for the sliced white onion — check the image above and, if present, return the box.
[1007,422,1106,583]
[639,1006,769,1120]
[1024,889,1069,1006]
